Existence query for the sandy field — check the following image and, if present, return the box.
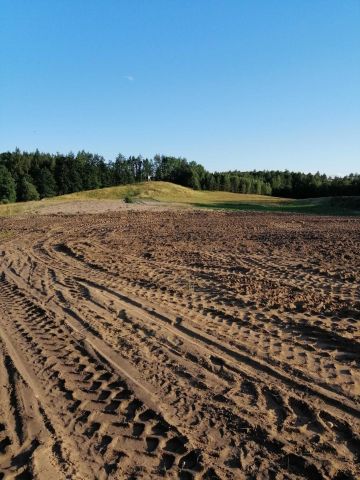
[0,207,359,479]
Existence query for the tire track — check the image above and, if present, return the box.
[1,210,359,479]
[0,275,211,479]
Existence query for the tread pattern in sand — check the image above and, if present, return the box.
[0,210,359,479]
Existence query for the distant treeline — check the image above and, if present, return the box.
[0,149,359,203]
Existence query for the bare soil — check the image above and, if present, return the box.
[0,208,359,479]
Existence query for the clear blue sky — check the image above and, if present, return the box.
[1,1,359,175]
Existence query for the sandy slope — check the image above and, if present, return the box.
[0,209,359,479]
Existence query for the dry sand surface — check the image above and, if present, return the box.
[34,199,185,216]
[0,207,359,479]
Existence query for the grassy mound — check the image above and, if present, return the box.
[0,181,359,217]
[58,181,286,204]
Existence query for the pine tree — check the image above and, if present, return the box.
[18,177,40,201]
[38,168,57,198]
[0,165,16,203]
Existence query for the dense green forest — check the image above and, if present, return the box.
[0,149,359,203]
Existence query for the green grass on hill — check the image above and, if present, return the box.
[196,196,360,216]
[0,181,359,217]
[60,181,287,204]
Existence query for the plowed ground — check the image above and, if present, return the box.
[0,209,359,479]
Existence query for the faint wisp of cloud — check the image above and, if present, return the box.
[124,75,134,81]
